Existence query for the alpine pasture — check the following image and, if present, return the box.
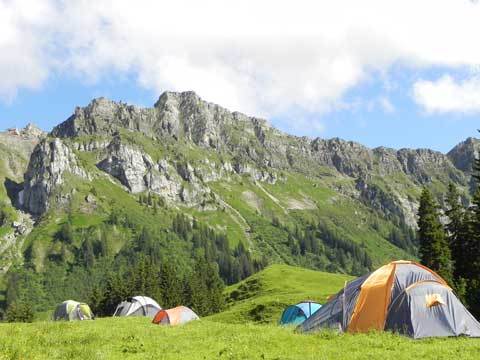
[1,265,479,359]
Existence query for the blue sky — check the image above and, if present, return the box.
[1,0,480,153]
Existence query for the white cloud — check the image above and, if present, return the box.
[379,97,395,114]
[0,0,54,101]
[413,75,480,114]
[2,0,480,118]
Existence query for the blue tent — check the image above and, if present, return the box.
[280,301,322,325]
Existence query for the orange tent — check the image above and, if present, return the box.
[347,260,447,332]
[152,306,199,326]
[301,260,449,333]
[300,260,480,338]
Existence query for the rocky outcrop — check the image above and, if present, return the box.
[97,137,155,193]
[396,148,465,185]
[22,138,88,215]
[309,138,374,177]
[51,92,270,147]
[0,211,34,272]
[356,178,417,227]
[448,137,480,173]
[51,97,158,138]
[96,137,212,207]
[0,124,45,179]
[22,123,45,139]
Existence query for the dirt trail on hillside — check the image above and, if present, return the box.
[254,182,288,214]
[215,195,253,248]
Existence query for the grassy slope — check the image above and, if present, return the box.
[23,132,412,273]
[119,131,414,265]
[1,265,479,359]
[210,264,352,324]
[211,172,410,266]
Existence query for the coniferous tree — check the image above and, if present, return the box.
[158,262,183,308]
[462,149,480,316]
[469,188,480,274]
[81,237,95,267]
[464,188,480,315]
[287,234,300,255]
[417,188,453,284]
[457,209,476,279]
[56,221,74,244]
[473,148,480,186]
[445,183,465,276]
[5,302,34,323]
[204,262,225,314]
[184,271,209,316]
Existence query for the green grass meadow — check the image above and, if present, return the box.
[1,264,480,359]
[1,318,480,360]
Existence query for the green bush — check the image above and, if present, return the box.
[0,202,13,227]
[5,302,34,323]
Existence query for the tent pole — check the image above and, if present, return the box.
[342,280,347,331]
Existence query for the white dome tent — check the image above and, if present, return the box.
[113,296,162,317]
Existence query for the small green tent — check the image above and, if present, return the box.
[53,300,94,321]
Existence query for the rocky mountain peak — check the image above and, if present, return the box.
[22,123,45,138]
[81,97,118,117]
[154,90,201,108]
[447,137,480,173]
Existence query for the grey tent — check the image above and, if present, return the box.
[113,296,161,317]
[299,260,480,338]
[53,300,94,321]
[386,281,480,338]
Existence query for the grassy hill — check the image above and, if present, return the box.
[209,264,353,324]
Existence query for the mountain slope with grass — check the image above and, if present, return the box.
[210,264,352,324]
[0,92,479,317]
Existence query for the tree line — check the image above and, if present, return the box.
[277,219,373,275]
[417,155,480,316]
[3,211,263,321]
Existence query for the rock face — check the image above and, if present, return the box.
[396,148,465,184]
[448,137,480,173]
[22,138,88,215]
[97,137,154,193]
[16,91,479,224]
[50,92,466,181]
[51,92,275,153]
[0,124,45,179]
[95,136,212,206]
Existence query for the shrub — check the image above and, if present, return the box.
[5,302,34,323]
[0,202,14,227]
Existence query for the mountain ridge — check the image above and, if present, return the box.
[46,91,476,158]
[0,91,479,282]
[32,91,474,226]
